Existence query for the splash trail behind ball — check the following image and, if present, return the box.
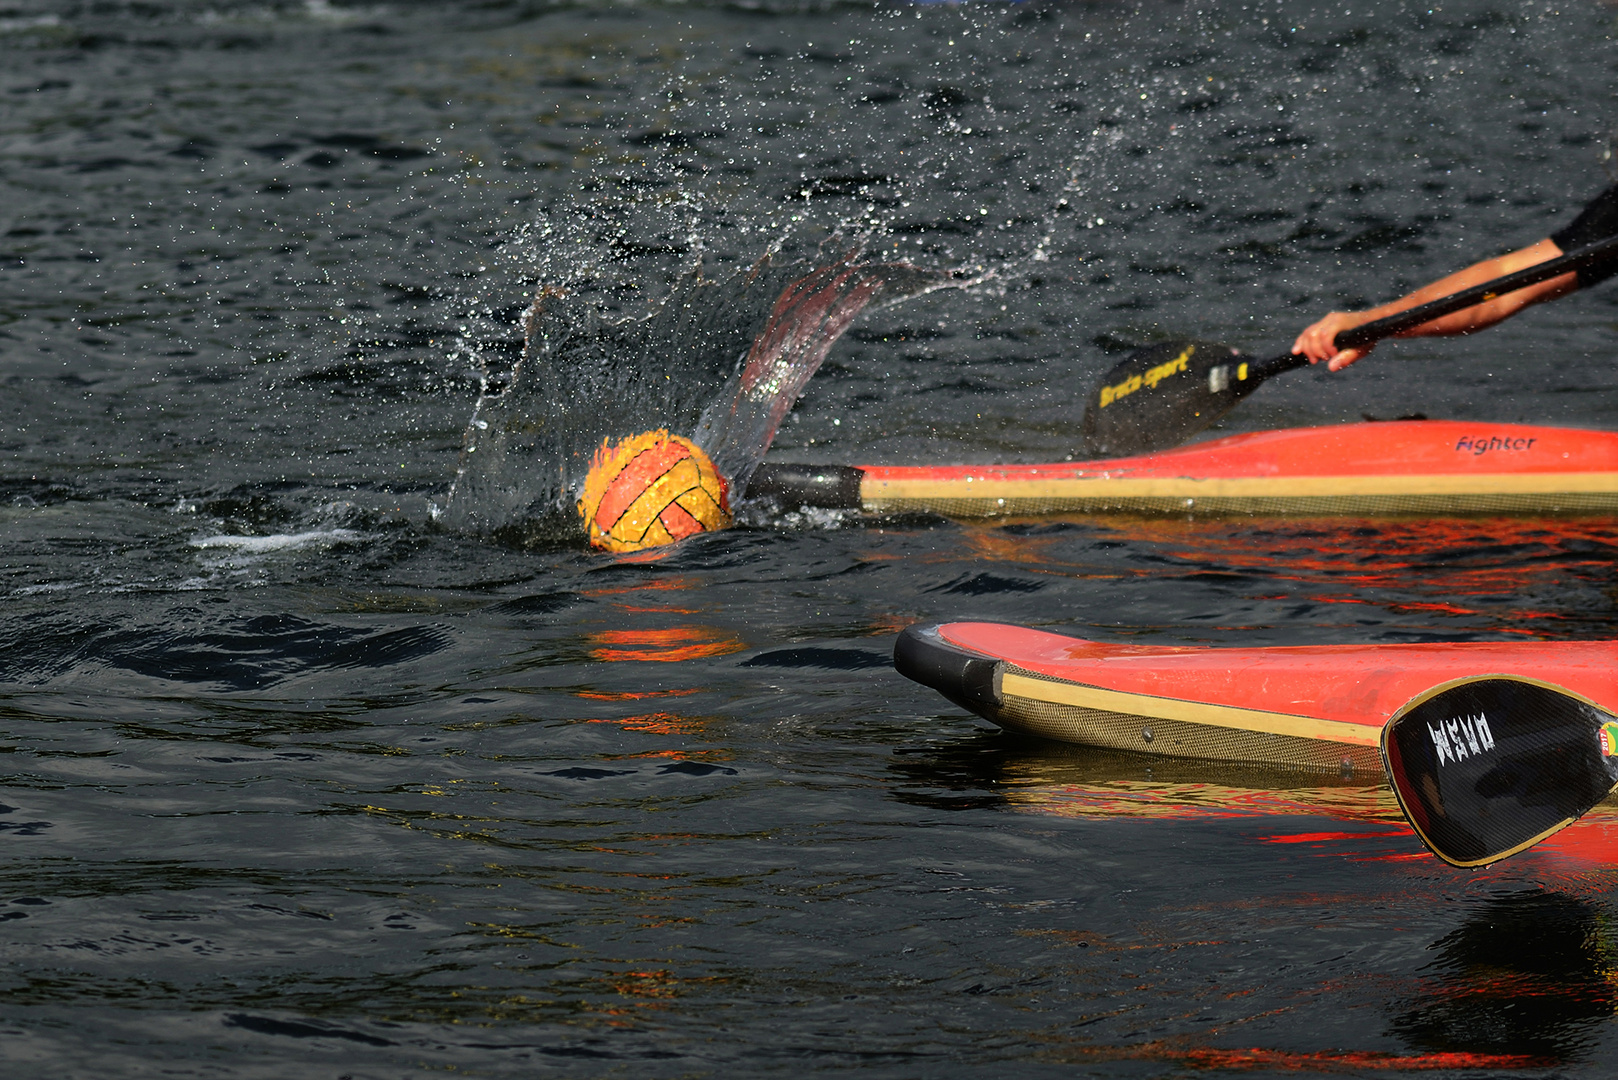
[577,430,733,552]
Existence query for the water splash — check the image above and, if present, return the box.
[434,244,973,544]
[693,252,968,491]
[428,5,1189,548]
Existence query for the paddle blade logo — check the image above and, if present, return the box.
[1600,721,1618,758]
[1426,712,1496,767]
[1098,345,1194,408]
[1388,678,1617,868]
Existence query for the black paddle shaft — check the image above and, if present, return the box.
[1254,230,1618,382]
[1081,232,1618,457]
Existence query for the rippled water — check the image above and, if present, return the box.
[3,1,1618,1075]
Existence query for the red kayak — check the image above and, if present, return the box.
[897,621,1618,866]
[895,621,1618,776]
[750,420,1618,517]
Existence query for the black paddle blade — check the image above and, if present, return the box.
[1080,340,1259,457]
[1383,678,1618,868]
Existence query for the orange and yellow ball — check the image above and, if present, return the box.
[577,430,732,552]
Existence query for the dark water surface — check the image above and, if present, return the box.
[4,1,1618,1075]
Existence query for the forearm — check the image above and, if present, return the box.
[1367,238,1577,337]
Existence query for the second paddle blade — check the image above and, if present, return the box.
[1079,340,1259,457]
[1383,678,1618,868]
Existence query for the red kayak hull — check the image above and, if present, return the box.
[856,420,1618,517]
[897,621,1618,774]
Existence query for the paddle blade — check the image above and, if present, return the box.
[1383,678,1618,868]
[1080,341,1259,457]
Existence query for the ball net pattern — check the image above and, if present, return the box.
[578,430,732,552]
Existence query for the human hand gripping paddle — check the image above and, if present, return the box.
[1080,232,1618,457]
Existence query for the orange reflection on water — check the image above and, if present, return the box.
[570,967,731,1022]
[606,749,733,764]
[1097,514,1616,560]
[1106,515,1617,616]
[574,688,701,702]
[1253,827,1428,865]
[963,524,1069,568]
[1263,829,1408,845]
[606,969,679,998]
[996,745,1617,870]
[583,711,709,736]
[1249,804,1618,870]
[867,613,921,637]
[581,577,695,598]
[1535,809,1618,868]
[608,546,678,566]
[1015,781,1615,869]
[1306,592,1554,631]
[965,514,1618,626]
[1131,1044,1547,1072]
[1005,780,1403,825]
[588,626,744,662]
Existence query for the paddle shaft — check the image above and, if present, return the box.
[1248,231,1618,382]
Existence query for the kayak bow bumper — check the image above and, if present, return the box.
[894,623,1002,712]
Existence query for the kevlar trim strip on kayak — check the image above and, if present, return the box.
[860,473,1618,519]
[999,670,1383,745]
[993,668,1386,775]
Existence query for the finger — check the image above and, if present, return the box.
[1326,348,1367,372]
[1298,328,1334,364]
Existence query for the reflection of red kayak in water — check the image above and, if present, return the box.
[988,749,1618,870]
[895,621,1618,775]
[752,420,1618,517]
